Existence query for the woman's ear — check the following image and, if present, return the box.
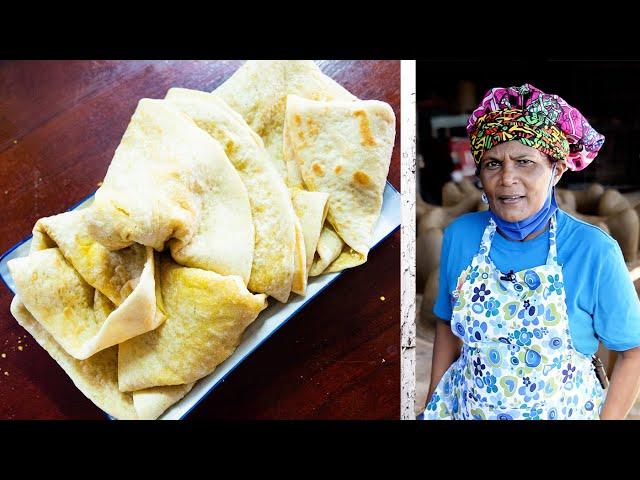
[553,161,568,186]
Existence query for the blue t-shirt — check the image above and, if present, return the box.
[434,209,640,355]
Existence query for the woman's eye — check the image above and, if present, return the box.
[517,159,533,165]
[486,161,501,169]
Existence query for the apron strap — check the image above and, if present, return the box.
[545,213,559,267]
[470,217,497,269]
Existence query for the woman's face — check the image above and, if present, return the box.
[479,141,567,222]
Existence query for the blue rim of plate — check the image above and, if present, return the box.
[0,181,401,420]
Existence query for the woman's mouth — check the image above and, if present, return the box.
[498,195,525,205]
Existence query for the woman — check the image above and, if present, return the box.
[422,83,640,420]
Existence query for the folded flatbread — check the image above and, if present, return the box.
[216,60,393,277]
[86,98,254,284]
[309,223,343,276]
[290,189,329,275]
[214,60,357,186]
[10,296,191,420]
[164,88,298,302]
[118,255,268,392]
[284,95,395,272]
[284,106,347,276]
[31,210,148,306]
[131,383,195,420]
[8,241,160,359]
[291,217,307,295]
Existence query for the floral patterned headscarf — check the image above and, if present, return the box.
[467,84,605,171]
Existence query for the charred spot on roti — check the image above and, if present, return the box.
[353,110,377,147]
[312,162,325,176]
[223,139,248,170]
[352,170,370,186]
[224,139,238,155]
[191,180,205,195]
[305,118,319,138]
[335,165,343,174]
[294,114,302,126]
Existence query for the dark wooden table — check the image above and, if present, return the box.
[0,60,400,420]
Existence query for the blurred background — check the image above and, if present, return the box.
[416,59,640,418]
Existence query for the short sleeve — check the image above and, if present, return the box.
[433,227,453,322]
[594,241,640,351]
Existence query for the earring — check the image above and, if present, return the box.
[481,192,488,204]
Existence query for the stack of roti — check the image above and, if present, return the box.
[7,60,396,420]
[215,61,396,273]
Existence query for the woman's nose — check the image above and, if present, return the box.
[500,161,518,185]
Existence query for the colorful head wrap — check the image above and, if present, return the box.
[467,83,605,171]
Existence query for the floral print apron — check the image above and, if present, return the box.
[423,214,605,420]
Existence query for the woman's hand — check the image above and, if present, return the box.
[600,346,640,420]
[426,319,462,405]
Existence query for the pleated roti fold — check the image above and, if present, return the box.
[309,225,344,276]
[117,255,267,392]
[31,210,148,306]
[290,189,329,275]
[10,297,192,420]
[284,95,395,272]
[164,88,298,302]
[86,98,254,285]
[290,217,307,295]
[8,244,161,360]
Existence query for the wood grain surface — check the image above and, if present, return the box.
[0,60,400,419]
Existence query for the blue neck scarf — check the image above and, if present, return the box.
[489,166,558,242]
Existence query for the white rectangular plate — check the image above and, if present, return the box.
[0,182,400,419]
